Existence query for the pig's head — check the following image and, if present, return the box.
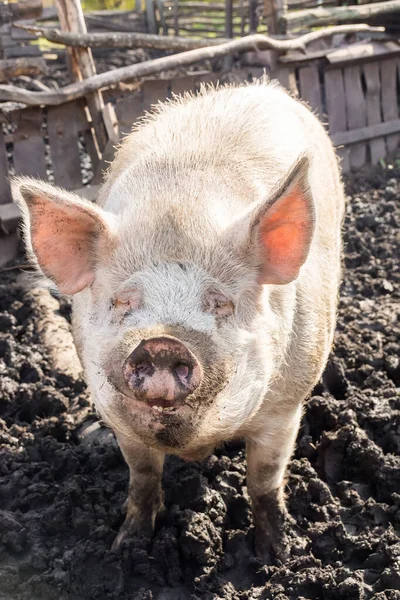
[13,155,315,454]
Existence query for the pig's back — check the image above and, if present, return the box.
[101,82,342,225]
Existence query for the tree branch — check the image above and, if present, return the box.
[17,23,383,53]
[0,26,384,107]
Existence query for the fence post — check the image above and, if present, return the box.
[145,0,157,33]
[55,0,118,170]
[249,0,257,33]
[225,0,233,38]
[224,0,234,70]
[264,0,288,34]
[173,0,179,35]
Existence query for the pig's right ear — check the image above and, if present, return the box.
[12,178,116,295]
[226,154,315,286]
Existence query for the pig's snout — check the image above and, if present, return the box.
[123,336,203,407]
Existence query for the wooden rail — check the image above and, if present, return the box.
[0,0,42,25]
[282,0,400,31]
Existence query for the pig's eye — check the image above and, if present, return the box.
[203,291,234,318]
[113,289,142,312]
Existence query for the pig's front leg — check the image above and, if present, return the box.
[246,405,301,563]
[112,432,165,550]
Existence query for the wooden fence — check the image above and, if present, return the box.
[159,0,264,38]
[156,0,400,38]
[1,44,400,264]
[1,0,399,60]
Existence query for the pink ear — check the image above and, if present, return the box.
[13,179,115,295]
[252,155,315,285]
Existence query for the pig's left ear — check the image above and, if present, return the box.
[12,178,116,295]
[231,154,315,285]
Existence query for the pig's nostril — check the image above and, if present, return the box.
[174,363,190,383]
[124,336,202,399]
[135,361,153,376]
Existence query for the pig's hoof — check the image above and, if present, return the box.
[255,529,290,564]
[252,490,293,564]
[111,515,153,551]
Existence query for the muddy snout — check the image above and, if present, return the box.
[123,336,203,408]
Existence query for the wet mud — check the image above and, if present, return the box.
[0,161,399,599]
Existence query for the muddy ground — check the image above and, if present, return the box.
[0,159,399,600]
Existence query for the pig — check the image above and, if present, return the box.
[13,79,345,562]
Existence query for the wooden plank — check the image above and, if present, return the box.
[47,102,82,189]
[326,41,400,67]
[298,64,323,118]
[223,68,251,84]
[275,66,298,96]
[225,0,233,37]
[248,0,257,33]
[171,16,229,26]
[0,234,19,267]
[264,0,279,34]
[324,68,349,172]
[381,58,399,153]
[0,126,11,205]
[84,14,146,33]
[287,0,335,5]
[73,99,101,177]
[5,46,42,58]
[11,26,37,41]
[0,202,20,234]
[280,49,343,66]
[193,71,221,91]
[248,68,266,82]
[1,34,19,48]
[74,98,93,130]
[196,71,220,87]
[145,0,157,34]
[37,6,58,20]
[169,74,198,97]
[90,103,119,179]
[114,89,144,135]
[239,0,246,36]
[142,79,171,114]
[223,0,234,70]
[164,2,234,9]
[0,0,42,26]
[102,102,119,146]
[173,0,179,35]
[363,62,385,165]
[343,65,367,170]
[332,118,400,147]
[155,0,167,35]
[83,128,100,180]
[12,107,46,178]
[56,0,108,155]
